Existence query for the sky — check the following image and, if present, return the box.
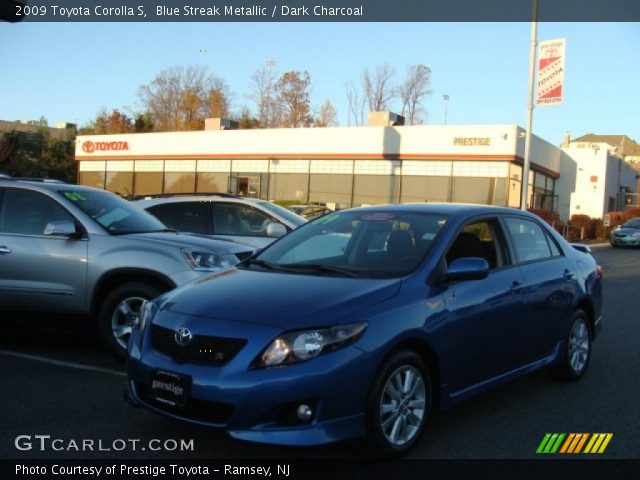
[1,22,639,145]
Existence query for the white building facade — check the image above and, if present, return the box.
[75,124,562,213]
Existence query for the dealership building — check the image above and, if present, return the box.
[74,116,637,220]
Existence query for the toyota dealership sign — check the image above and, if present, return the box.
[537,38,566,106]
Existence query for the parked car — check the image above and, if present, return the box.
[610,217,640,247]
[133,194,307,249]
[287,204,333,220]
[0,178,254,358]
[126,204,603,456]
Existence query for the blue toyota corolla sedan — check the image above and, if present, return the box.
[126,204,603,456]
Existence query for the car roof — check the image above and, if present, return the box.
[132,195,261,207]
[346,203,536,219]
[0,178,92,192]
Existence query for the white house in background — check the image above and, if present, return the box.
[562,143,638,219]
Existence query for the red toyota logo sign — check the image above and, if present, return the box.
[81,141,129,153]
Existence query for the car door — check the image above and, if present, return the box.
[439,217,530,392]
[502,216,577,360]
[0,187,88,313]
[210,202,277,248]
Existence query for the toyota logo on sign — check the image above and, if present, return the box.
[82,141,95,153]
[174,328,193,346]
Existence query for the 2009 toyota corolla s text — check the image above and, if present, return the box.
[125,204,603,456]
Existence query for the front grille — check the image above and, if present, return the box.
[615,232,627,238]
[135,382,234,425]
[150,324,247,365]
[235,250,254,262]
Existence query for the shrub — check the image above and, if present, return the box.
[528,209,560,226]
[570,214,591,228]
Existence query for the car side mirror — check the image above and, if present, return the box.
[266,222,287,238]
[445,257,489,283]
[44,220,80,238]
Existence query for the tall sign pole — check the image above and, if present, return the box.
[521,0,539,210]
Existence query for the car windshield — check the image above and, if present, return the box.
[249,210,448,278]
[256,200,307,227]
[622,218,640,229]
[58,189,168,234]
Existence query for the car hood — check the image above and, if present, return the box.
[613,227,640,236]
[125,232,255,257]
[160,268,402,330]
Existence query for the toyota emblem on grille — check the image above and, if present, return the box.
[174,328,193,346]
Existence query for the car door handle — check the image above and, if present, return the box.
[0,246,11,255]
[563,270,575,280]
[510,281,525,293]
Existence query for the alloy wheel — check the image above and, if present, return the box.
[568,318,590,374]
[111,296,146,350]
[379,365,426,446]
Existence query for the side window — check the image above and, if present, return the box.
[504,217,552,263]
[0,189,73,235]
[212,203,273,237]
[546,232,563,257]
[446,219,507,270]
[148,202,209,235]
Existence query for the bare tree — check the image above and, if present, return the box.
[314,100,338,127]
[362,64,396,112]
[138,65,231,131]
[249,62,280,128]
[346,81,366,126]
[398,64,432,125]
[207,76,232,119]
[275,71,313,128]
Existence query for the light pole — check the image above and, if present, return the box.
[520,0,539,211]
[442,94,450,125]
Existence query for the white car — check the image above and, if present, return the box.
[132,194,306,249]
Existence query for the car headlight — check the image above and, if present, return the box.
[138,299,158,335]
[181,248,234,272]
[632,232,640,237]
[258,322,367,367]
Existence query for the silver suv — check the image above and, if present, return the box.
[0,179,254,358]
[133,194,306,249]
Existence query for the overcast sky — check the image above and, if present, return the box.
[1,22,638,144]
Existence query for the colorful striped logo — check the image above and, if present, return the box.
[536,433,613,454]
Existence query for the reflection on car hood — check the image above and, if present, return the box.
[127,232,255,256]
[162,268,402,330]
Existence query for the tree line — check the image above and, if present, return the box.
[0,62,432,180]
[81,62,432,134]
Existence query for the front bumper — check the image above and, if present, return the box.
[126,314,376,446]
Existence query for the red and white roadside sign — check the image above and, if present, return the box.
[537,38,566,106]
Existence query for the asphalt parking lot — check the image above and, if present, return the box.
[1,246,639,460]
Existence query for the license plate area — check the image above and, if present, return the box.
[150,370,189,407]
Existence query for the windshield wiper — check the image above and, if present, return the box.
[277,263,361,278]
[241,258,280,271]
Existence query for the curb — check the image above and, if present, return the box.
[586,243,610,249]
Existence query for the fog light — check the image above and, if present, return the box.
[296,404,313,421]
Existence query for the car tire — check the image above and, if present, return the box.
[366,350,432,457]
[549,309,591,381]
[98,282,163,360]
